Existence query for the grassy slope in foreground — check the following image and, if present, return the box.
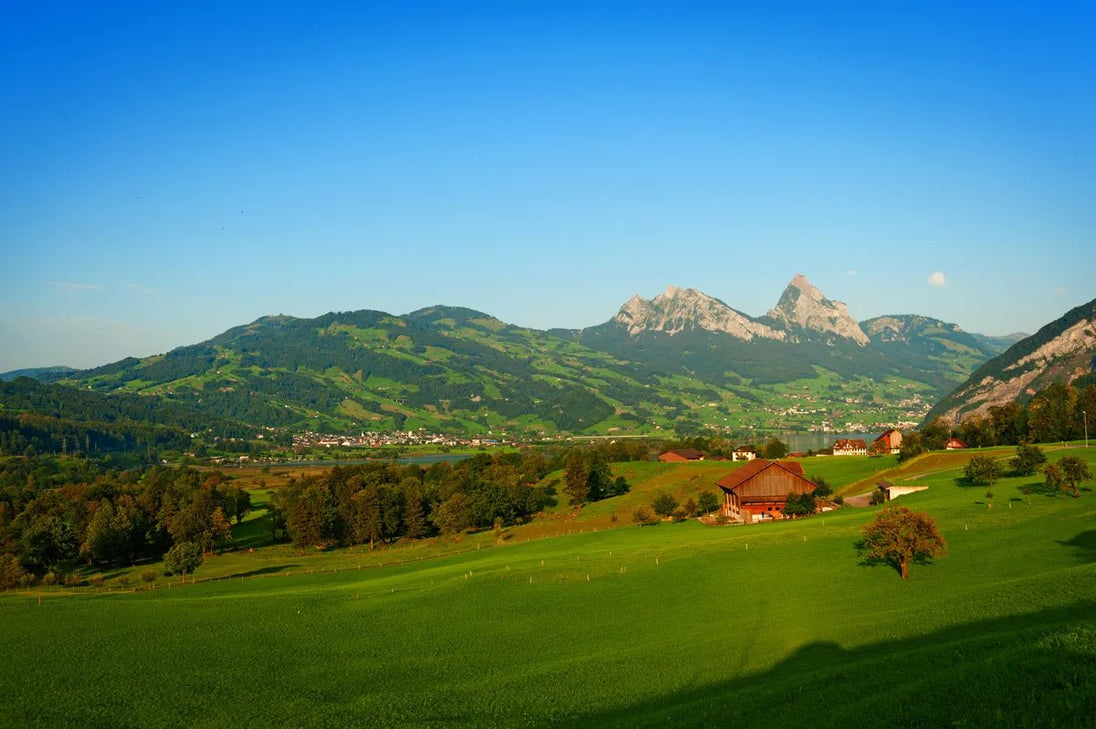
[2,450,1095,727]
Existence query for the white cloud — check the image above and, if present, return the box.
[45,281,104,292]
[1053,286,1066,295]
[927,271,947,287]
[128,283,155,295]
[847,270,857,277]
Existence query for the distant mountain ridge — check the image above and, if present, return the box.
[612,286,784,340]
[5,275,1021,437]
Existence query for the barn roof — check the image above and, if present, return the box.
[715,459,811,493]
[661,448,704,460]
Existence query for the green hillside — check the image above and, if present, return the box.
[3,448,1094,727]
[33,303,999,438]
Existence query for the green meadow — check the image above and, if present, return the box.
[2,448,1095,727]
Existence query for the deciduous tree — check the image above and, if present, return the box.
[859,507,947,580]
[1057,456,1092,497]
[697,491,720,516]
[1010,443,1046,476]
[163,541,203,583]
[964,455,1003,507]
[652,493,678,517]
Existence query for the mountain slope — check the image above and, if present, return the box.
[37,277,1005,437]
[925,297,1096,423]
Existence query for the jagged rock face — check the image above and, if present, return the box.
[767,274,869,345]
[941,317,1096,421]
[614,285,785,340]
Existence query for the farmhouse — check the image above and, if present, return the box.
[871,429,902,455]
[716,459,817,523]
[832,438,868,456]
[659,448,705,463]
[945,438,967,450]
[732,447,757,462]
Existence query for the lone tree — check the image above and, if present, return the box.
[697,490,720,516]
[1052,456,1093,497]
[964,455,1003,507]
[652,493,678,518]
[1010,443,1046,477]
[859,507,947,580]
[163,541,203,583]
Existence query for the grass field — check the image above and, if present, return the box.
[3,448,1095,727]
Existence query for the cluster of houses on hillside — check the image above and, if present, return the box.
[291,430,502,450]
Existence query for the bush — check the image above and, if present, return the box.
[632,506,659,526]
[652,493,678,517]
[682,498,698,518]
[697,491,720,515]
[141,570,158,586]
[89,574,105,589]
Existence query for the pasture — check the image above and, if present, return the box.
[2,448,1095,727]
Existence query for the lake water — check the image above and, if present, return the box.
[766,432,876,453]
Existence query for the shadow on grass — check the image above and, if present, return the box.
[572,601,1096,728]
[231,507,274,550]
[227,564,301,580]
[1059,530,1096,564]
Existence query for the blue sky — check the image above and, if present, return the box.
[1,1,1093,371]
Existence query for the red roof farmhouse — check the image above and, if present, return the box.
[716,459,817,523]
[832,438,868,456]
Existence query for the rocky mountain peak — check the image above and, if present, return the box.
[613,286,785,340]
[767,274,869,345]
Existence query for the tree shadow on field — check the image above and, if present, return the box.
[1059,530,1096,564]
[569,601,1096,728]
[228,564,300,579]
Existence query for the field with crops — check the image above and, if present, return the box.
[3,447,1095,727]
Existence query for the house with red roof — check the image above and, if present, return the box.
[659,448,705,463]
[832,438,868,456]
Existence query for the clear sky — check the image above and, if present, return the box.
[1,1,1093,371]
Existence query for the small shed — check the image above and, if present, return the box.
[876,481,929,501]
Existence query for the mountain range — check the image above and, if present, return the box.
[4,275,1032,437]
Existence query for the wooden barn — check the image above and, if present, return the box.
[659,448,705,463]
[715,459,817,523]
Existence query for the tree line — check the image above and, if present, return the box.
[0,458,250,587]
[903,382,1096,459]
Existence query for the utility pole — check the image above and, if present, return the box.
[1084,410,1089,449]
